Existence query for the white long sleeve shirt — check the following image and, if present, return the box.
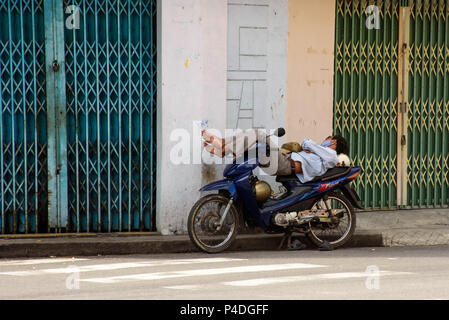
[290,138,339,183]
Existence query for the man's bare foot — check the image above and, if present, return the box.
[201,129,214,143]
[202,130,225,150]
[203,141,225,158]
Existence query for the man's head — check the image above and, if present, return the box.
[322,135,349,155]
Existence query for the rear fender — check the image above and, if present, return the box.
[199,179,238,201]
[340,184,363,210]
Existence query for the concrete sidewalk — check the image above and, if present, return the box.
[0,208,448,259]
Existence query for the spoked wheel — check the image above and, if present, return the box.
[306,192,356,249]
[188,194,239,253]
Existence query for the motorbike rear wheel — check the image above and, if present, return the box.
[306,192,356,249]
[188,194,239,253]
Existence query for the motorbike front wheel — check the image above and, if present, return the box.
[188,194,239,253]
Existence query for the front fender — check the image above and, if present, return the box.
[200,179,238,200]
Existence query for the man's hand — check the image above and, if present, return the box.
[291,160,302,174]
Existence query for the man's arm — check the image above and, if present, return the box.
[301,138,338,168]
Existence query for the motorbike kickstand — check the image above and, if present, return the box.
[278,229,293,250]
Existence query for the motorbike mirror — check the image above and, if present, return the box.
[273,128,286,138]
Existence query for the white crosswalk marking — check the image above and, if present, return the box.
[0,258,89,266]
[163,285,202,291]
[223,271,414,287]
[81,263,325,284]
[0,257,247,276]
[0,256,416,294]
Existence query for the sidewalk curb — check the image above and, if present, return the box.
[0,231,385,259]
[380,228,449,247]
[1,226,449,259]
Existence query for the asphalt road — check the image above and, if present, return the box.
[1,245,449,300]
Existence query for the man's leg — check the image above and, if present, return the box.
[202,129,268,158]
[226,129,268,158]
[268,152,303,176]
[275,153,294,176]
[202,129,302,176]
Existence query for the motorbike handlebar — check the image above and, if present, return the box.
[273,128,285,138]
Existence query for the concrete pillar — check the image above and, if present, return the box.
[156,0,228,235]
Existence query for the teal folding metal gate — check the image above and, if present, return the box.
[0,0,157,234]
[0,0,48,233]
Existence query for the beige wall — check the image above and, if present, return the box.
[286,0,335,143]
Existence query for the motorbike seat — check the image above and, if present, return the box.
[311,166,352,182]
[275,174,300,183]
[276,166,352,184]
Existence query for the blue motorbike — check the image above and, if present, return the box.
[188,128,362,253]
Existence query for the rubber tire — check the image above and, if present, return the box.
[188,194,239,254]
[306,192,356,249]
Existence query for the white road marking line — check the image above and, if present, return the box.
[163,285,202,291]
[81,263,325,284]
[0,258,247,276]
[223,271,414,287]
[0,258,89,266]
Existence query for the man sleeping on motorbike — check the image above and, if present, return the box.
[202,129,349,183]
